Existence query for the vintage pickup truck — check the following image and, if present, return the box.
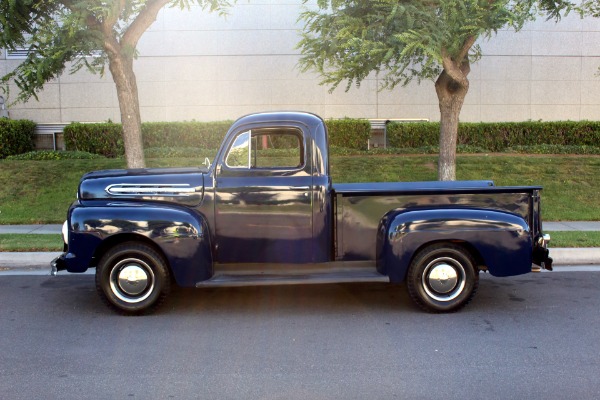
[52,111,552,315]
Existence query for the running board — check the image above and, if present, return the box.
[195,262,389,288]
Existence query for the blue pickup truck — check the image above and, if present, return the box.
[52,112,552,315]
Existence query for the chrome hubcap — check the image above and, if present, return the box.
[109,258,155,303]
[118,265,149,296]
[422,257,466,302]
[428,264,458,294]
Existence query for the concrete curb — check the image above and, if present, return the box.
[0,252,63,269]
[549,248,600,266]
[0,249,598,270]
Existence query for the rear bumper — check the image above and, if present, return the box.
[533,234,553,271]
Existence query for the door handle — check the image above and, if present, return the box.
[291,186,310,191]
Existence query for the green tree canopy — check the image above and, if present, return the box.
[1,0,231,168]
[298,0,571,180]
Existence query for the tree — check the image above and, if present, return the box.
[298,0,570,181]
[578,1,600,20]
[0,0,230,168]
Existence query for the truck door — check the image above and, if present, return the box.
[214,126,314,263]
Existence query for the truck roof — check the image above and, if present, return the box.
[229,111,325,132]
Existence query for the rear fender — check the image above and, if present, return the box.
[66,202,213,287]
[376,208,532,282]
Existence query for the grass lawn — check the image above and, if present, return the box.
[0,158,124,224]
[331,154,600,221]
[0,154,599,223]
[0,234,63,252]
[548,231,600,248]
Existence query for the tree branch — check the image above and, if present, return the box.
[441,48,466,87]
[81,12,121,58]
[103,35,123,59]
[440,34,475,88]
[457,35,476,64]
[104,0,127,31]
[122,0,171,48]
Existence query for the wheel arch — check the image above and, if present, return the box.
[69,203,214,286]
[377,207,533,282]
[406,239,485,278]
[90,233,166,268]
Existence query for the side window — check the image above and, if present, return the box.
[252,131,303,169]
[225,130,250,168]
[224,128,304,170]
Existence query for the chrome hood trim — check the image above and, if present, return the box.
[105,183,198,197]
[79,168,205,207]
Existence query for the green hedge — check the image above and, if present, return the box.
[64,119,600,158]
[387,121,600,151]
[0,119,36,159]
[63,122,123,158]
[142,121,232,149]
[64,121,232,157]
[64,119,372,157]
[325,118,371,150]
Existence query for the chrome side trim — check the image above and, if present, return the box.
[105,184,197,197]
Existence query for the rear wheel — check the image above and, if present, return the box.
[95,242,171,315]
[406,243,478,313]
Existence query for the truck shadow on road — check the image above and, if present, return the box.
[29,272,591,317]
[35,275,417,316]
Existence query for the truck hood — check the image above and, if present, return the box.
[78,167,206,207]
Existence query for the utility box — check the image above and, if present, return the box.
[34,124,67,151]
[368,119,429,149]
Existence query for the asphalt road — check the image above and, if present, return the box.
[1,271,599,399]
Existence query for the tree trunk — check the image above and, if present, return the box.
[434,62,470,181]
[107,53,145,169]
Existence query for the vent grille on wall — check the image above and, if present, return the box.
[4,48,101,60]
[6,48,29,59]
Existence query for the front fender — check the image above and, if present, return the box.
[65,201,213,287]
[377,208,532,282]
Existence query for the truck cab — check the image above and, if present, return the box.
[210,112,332,264]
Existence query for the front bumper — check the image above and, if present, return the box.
[50,252,80,276]
[51,254,66,276]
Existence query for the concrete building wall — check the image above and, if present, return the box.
[2,0,600,124]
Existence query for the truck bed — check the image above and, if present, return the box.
[332,181,542,261]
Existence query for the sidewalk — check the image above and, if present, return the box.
[545,222,600,231]
[0,224,62,234]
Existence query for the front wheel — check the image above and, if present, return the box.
[95,242,171,315]
[406,243,479,313]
